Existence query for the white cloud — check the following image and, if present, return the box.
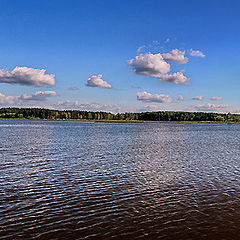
[162,49,188,64]
[137,91,171,103]
[127,53,170,78]
[160,71,190,84]
[0,67,55,86]
[19,91,57,101]
[86,75,112,88]
[56,100,121,113]
[210,96,222,101]
[190,49,205,58]
[178,95,184,101]
[0,91,57,106]
[127,53,189,85]
[0,93,17,104]
[192,96,204,101]
[195,103,230,111]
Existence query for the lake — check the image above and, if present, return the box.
[0,120,240,239]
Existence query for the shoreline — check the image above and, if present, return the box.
[0,118,239,124]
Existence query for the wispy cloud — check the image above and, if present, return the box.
[0,93,16,104]
[210,96,222,101]
[56,100,121,113]
[19,91,57,101]
[86,75,112,88]
[68,87,79,91]
[136,45,145,53]
[0,67,55,86]
[131,85,141,89]
[0,91,57,105]
[190,49,205,58]
[192,96,204,101]
[136,104,160,112]
[136,40,163,54]
[195,103,230,111]
[137,91,171,103]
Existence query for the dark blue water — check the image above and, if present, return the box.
[0,120,240,239]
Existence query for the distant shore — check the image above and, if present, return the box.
[1,108,240,124]
[1,118,239,124]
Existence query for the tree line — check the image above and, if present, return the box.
[0,107,239,122]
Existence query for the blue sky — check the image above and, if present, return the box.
[0,0,239,113]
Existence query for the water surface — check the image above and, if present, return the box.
[0,120,240,239]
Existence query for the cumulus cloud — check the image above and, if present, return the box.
[56,100,120,113]
[210,96,222,101]
[127,53,189,85]
[137,91,171,103]
[86,75,112,88]
[19,91,57,101]
[195,103,230,111]
[160,71,190,84]
[127,53,170,78]
[190,49,205,58]
[0,67,55,86]
[162,49,188,64]
[192,96,204,101]
[178,95,184,101]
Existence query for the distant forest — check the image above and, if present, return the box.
[0,107,240,123]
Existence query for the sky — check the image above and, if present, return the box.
[0,0,240,113]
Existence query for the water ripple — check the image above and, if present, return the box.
[0,121,240,239]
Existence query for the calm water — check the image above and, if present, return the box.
[0,120,240,240]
